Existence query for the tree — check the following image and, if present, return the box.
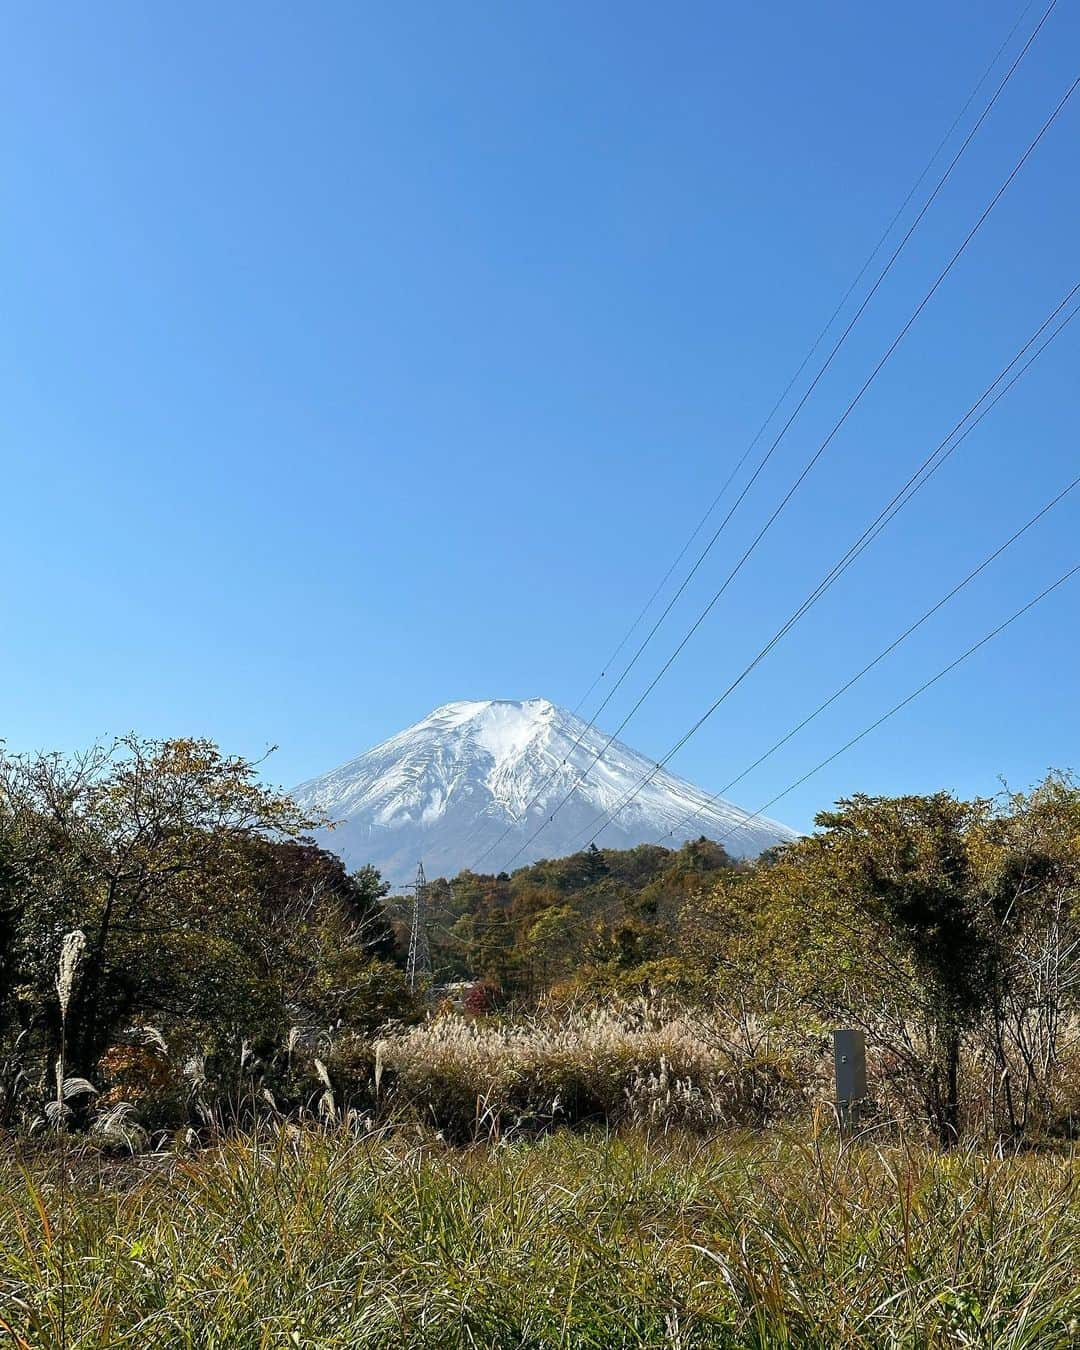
[249,841,397,964]
[710,794,1001,1144]
[522,903,584,987]
[243,839,407,1030]
[0,736,319,1083]
[814,794,1001,1143]
[970,774,1080,1133]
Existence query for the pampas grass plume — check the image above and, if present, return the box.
[56,929,87,1018]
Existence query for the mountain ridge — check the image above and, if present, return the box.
[292,698,798,879]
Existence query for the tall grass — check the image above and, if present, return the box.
[374,1005,822,1141]
[52,928,87,1350]
[368,1005,1080,1144]
[0,1127,1075,1347]
[12,1002,1077,1148]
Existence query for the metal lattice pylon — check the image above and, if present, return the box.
[405,860,430,990]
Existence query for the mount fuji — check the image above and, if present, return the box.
[292,698,798,881]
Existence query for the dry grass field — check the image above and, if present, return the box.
[0,1126,1076,1348]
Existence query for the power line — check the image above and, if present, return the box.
[431,563,1076,963]
[466,0,1056,874]
[501,66,1079,871]
[565,0,1041,723]
[541,71,1079,850]
[676,562,1080,852]
[642,470,1080,850]
[566,282,1080,849]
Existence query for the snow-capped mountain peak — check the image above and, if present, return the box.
[292,698,797,879]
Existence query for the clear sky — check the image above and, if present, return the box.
[4,1,1077,837]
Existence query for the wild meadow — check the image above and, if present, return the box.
[1,996,1078,1348]
[1,1126,1077,1348]
[1,739,1080,1345]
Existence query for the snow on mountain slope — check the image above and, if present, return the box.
[292,698,798,880]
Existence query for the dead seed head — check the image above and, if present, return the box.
[56,928,87,1018]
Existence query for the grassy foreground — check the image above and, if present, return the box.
[0,1129,1077,1349]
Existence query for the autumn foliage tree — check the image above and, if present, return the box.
[682,781,1080,1142]
[0,737,409,1105]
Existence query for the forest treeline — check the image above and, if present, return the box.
[409,833,738,996]
[1,735,1078,1144]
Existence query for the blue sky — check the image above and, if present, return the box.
[3,1,1077,837]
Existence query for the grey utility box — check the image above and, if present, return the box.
[833,1028,867,1130]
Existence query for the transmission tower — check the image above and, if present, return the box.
[405,861,430,991]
